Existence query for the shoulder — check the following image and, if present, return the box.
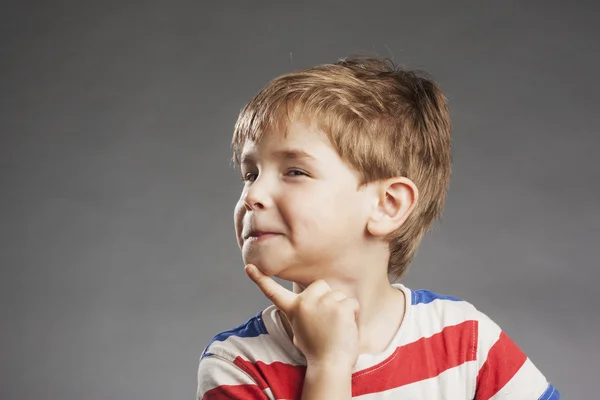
[410,287,477,314]
[409,288,525,362]
[408,286,524,362]
[407,286,486,336]
[200,307,272,363]
[406,287,559,399]
[408,286,512,333]
[199,304,304,374]
[197,306,305,400]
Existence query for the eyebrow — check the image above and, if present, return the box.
[240,149,317,164]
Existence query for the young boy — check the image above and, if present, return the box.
[196,56,560,399]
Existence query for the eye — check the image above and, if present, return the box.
[242,172,258,183]
[285,168,308,177]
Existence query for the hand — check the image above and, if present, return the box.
[245,264,360,369]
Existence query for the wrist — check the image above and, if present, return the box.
[302,361,353,400]
[306,358,354,374]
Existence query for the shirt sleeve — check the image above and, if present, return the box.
[473,311,560,400]
[197,354,272,400]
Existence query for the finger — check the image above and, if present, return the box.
[301,279,332,299]
[245,264,296,313]
[340,297,360,316]
[323,290,347,302]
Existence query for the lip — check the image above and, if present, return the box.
[244,232,281,242]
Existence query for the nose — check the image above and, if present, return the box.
[243,175,273,210]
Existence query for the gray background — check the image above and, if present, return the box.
[1,1,598,399]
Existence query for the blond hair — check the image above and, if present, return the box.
[232,56,452,281]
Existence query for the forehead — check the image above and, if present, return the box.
[239,119,334,161]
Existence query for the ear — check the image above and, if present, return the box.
[366,177,419,237]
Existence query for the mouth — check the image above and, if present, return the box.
[243,231,281,242]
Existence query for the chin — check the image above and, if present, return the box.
[244,259,306,284]
[243,253,284,276]
[262,263,312,284]
[241,247,323,282]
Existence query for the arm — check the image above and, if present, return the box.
[197,354,270,400]
[473,313,560,399]
[301,361,353,400]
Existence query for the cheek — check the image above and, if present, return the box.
[233,200,245,241]
[283,193,338,233]
[309,190,365,233]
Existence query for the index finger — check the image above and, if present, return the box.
[245,264,296,313]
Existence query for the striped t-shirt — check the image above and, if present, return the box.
[197,283,559,399]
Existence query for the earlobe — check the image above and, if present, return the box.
[366,177,418,237]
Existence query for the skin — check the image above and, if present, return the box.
[234,119,418,399]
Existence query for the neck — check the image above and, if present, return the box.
[286,253,406,356]
[292,272,400,326]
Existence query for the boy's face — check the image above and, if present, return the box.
[234,119,373,283]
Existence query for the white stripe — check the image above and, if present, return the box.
[402,299,478,343]
[263,387,276,400]
[204,306,304,366]
[489,358,549,399]
[206,334,301,365]
[197,354,258,396]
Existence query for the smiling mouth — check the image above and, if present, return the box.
[244,232,281,242]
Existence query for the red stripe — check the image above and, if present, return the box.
[234,358,306,399]
[214,321,477,398]
[202,383,268,399]
[474,331,527,400]
[352,320,478,396]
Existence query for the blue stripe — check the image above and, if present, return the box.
[200,310,267,360]
[538,383,560,400]
[411,289,462,305]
